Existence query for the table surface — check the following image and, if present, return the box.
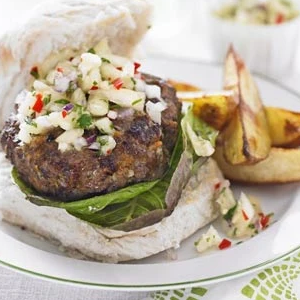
[0,1,300,299]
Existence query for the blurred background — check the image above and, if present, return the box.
[1,0,300,79]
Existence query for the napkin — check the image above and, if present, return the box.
[143,250,300,300]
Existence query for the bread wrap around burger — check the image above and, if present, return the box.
[0,0,230,262]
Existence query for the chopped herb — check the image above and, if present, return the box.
[131,98,142,106]
[206,237,210,242]
[93,81,98,86]
[43,94,52,105]
[77,114,92,129]
[223,204,237,221]
[25,117,37,128]
[55,99,70,105]
[147,25,152,29]
[66,82,77,95]
[248,223,255,229]
[88,48,96,54]
[74,104,84,113]
[97,136,108,146]
[254,229,259,234]
[220,187,226,194]
[30,66,39,79]
[78,74,83,79]
[233,227,237,236]
[194,241,199,246]
[131,77,136,85]
[236,241,243,245]
[101,57,111,63]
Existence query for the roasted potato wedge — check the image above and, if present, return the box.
[169,81,237,130]
[222,47,271,165]
[167,79,201,92]
[192,95,234,130]
[266,106,300,148]
[176,93,300,148]
[214,145,300,183]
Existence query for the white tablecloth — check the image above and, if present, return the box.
[1,1,300,299]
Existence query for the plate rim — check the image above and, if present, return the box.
[1,57,300,291]
[0,245,299,291]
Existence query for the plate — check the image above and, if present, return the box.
[1,57,300,291]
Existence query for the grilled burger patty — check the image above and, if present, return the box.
[1,74,181,201]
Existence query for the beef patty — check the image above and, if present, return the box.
[1,74,181,201]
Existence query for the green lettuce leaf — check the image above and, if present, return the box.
[181,106,218,157]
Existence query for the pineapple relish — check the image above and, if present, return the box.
[16,39,166,154]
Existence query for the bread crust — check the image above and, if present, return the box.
[0,151,225,262]
[0,0,152,128]
[0,0,226,262]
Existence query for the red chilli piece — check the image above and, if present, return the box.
[62,110,67,118]
[242,210,249,221]
[57,67,64,73]
[218,239,231,250]
[275,13,285,24]
[116,67,123,71]
[90,86,99,91]
[112,78,123,90]
[134,62,141,74]
[30,66,38,74]
[32,94,44,113]
[214,182,221,190]
[260,214,270,229]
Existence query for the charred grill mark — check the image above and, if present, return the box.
[285,120,300,134]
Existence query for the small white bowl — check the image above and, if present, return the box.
[207,1,300,78]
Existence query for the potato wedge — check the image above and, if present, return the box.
[175,92,300,147]
[192,95,234,130]
[266,106,300,148]
[222,47,271,165]
[214,145,300,183]
[167,79,200,92]
[169,81,237,130]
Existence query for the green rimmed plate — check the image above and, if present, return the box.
[1,57,300,291]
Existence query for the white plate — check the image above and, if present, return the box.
[1,57,300,291]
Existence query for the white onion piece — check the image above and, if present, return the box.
[56,129,84,144]
[93,89,145,112]
[98,135,116,155]
[94,117,114,135]
[71,88,86,106]
[240,193,255,221]
[79,53,102,77]
[135,79,146,92]
[54,72,71,93]
[87,95,109,116]
[145,101,167,125]
[80,67,101,92]
[107,110,118,120]
[88,142,101,150]
[74,137,88,151]
[145,84,161,99]
[100,63,122,81]
[195,226,222,253]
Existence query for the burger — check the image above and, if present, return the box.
[0,0,228,262]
